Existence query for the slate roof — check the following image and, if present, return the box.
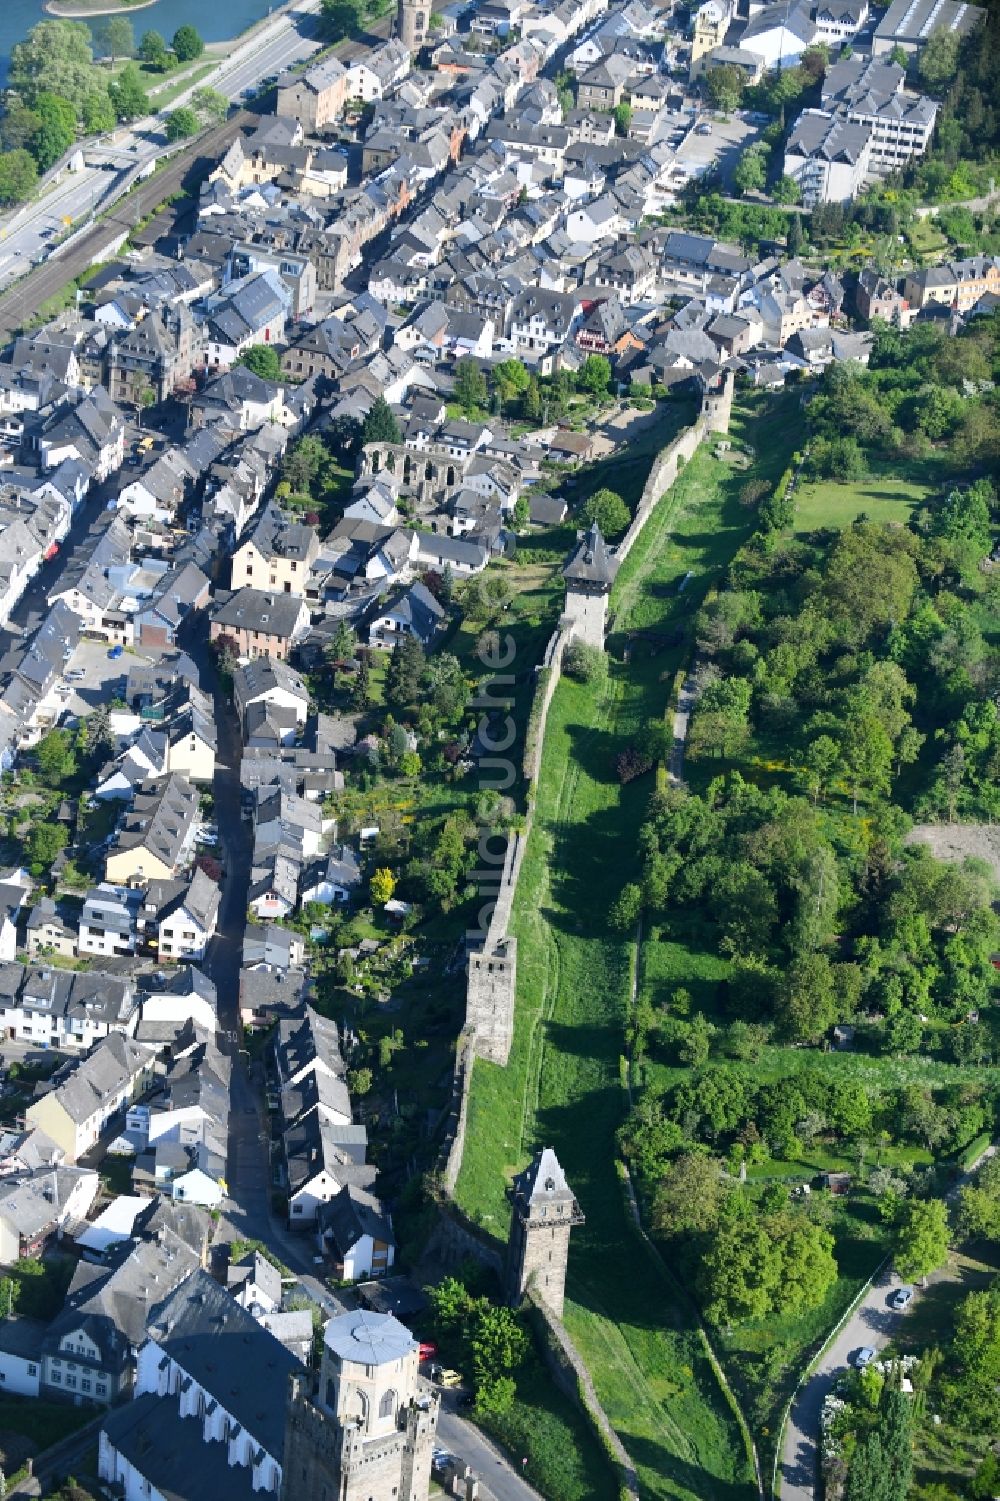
[103,1392,260,1501]
[39,1034,150,1127]
[324,1310,415,1366]
[563,521,619,587]
[110,774,199,874]
[148,1268,303,1461]
[214,588,306,641]
[317,1184,393,1257]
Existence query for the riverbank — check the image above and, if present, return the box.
[44,0,156,15]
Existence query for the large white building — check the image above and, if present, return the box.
[783,110,873,206]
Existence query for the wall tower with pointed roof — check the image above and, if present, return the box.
[562,520,618,649]
[506,1147,585,1320]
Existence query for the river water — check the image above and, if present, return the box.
[0,0,280,85]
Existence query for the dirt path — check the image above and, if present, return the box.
[906,822,1000,879]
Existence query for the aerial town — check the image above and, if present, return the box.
[0,0,996,1496]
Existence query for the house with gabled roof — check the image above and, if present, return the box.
[104,774,200,884]
[25,1033,154,1161]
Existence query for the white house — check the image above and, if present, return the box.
[154,869,221,962]
[0,1319,43,1397]
[316,1185,395,1281]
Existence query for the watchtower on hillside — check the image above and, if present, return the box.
[506,1147,584,1320]
[562,520,618,648]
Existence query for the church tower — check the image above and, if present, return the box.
[562,520,618,649]
[397,0,429,51]
[506,1147,584,1321]
[282,1311,438,1501]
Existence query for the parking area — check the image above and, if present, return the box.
[60,639,160,719]
[674,113,763,188]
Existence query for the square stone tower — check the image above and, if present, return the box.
[282,1311,438,1501]
[562,521,618,649]
[506,1147,584,1320]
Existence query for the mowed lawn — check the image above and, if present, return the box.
[456,400,800,1500]
[793,452,947,535]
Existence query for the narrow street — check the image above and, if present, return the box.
[780,1142,998,1499]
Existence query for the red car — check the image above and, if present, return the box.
[419,1342,438,1361]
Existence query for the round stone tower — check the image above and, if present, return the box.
[397,0,429,51]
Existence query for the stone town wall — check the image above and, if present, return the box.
[460,381,731,1075]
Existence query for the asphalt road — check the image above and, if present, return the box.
[437,1404,544,1501]
[0,0,396,322]
[0,112,253,342]
[779,1143,998,1499]
[0,0,325,290]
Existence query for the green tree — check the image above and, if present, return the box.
[30,92,77,170]
[699,1212,837,1323]
[917,25,959,89]
[0,104,43,154]
[93,16,135,62]
[563,637,607,685]
[453,358,488,414]
[733,144,768,194]
[423,653,468,721]
[653,1153,728,1236]
[470,1304,527,1390]
[9,20,99,113]
[320,0,365,40]
[386,635,425,708]
[704,65,744,112]
[139,30,170,70]
[0,149,39,205]
[352,653,371,710]
[283,433,327,493]
[110,63,148,122]
[773,175,802,205]
[236,344,282,381]
[27,822,68,872]
[35,728,77,786]
[81,90,116,133]
[347,1066,373,1095]
[894,1198,949,1282]
[775,951,837,1043]
[578,354,612,397]
[582,487,630,538]
[609,882,642,931]
[172,25,205,62]
[613,100,632,136]
[948,1288,1000,1429]
[165,106,199,141]
[192,87,230,124]
[491,359,530,412]
[361,395,401,446]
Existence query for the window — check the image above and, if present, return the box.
[51,1372,61,1384]
[27,1365,36,1376]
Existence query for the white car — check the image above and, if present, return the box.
[853,1347,876,1369]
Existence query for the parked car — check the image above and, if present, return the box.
[890,1286,914,1309]
[107,645,124,660]
[65,669,86,682]
[853,1347,876,1369]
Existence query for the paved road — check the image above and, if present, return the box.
[0,0,324,291]
[779,1143,998,1499]
[437,1403,544,1501]
[0,112,253,342]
